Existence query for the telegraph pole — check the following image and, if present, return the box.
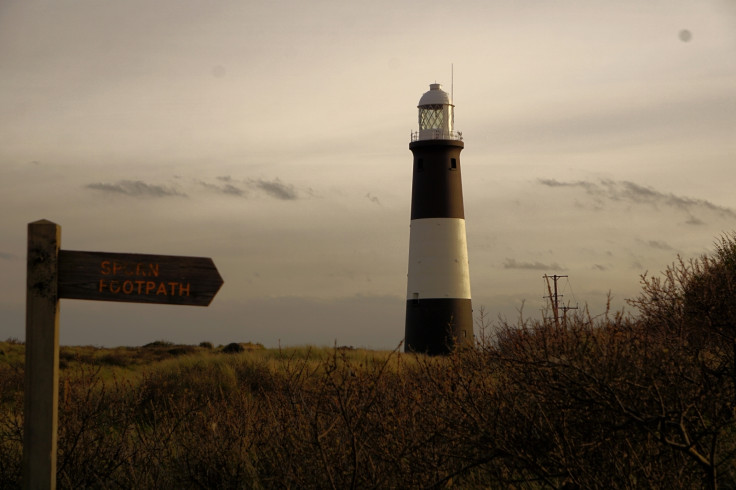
[543,274,577,326]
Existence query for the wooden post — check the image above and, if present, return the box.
[23,220,61,490]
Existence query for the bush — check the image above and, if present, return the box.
[222,343,244,354]
[98,353,130,366]
[143,340,173,348]
[5,237,736,488]
[166,346,197,357]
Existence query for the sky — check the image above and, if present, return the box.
[1,0,735,349]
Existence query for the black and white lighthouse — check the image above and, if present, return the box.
[405,83,473,355]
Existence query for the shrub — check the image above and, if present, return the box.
[222,343,245,354]
[143,340,173,348]
[6,236,736,488]
[98,353,130,366]
[166,346,197,357]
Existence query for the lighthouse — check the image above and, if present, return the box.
[405,83,473,355]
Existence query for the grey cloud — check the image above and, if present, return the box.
[614,181,733,218]
[538,178,599,194]
[219,184,246,196]
[503,258,563,270]
[644,240,673,250]
[198,176,304,200]
[685,215,706,226]
[630,260,644,270]
[365,193,381,205]
[615,180,660,204]
[86,180,186,198]
[539,178,736,219]
[250,178,298,200]
[200,180,247,196]
[592,264,607,271]
[0,252,16,260]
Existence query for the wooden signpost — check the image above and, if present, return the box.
[23,220,223,489]
[59,250,222,306]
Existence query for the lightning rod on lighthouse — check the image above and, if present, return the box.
[405,83,473,355]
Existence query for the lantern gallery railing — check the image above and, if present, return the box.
[410,130,463,142]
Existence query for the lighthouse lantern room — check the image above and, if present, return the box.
[413,83,460,141]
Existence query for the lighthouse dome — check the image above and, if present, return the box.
[418,83,452,106]
[413,83,461,142]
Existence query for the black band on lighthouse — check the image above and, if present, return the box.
[405,298,473,355]
[409,139,465,220]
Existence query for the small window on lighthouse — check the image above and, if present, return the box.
[450,158,457,170]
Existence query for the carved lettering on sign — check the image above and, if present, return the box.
[59,251,222,306]
[97,261,189,297]
[100,260,160,278]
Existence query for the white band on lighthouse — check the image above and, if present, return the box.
[406,218,471,300]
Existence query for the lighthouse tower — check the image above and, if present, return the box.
[405,83,473,355]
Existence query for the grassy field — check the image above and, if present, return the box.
[5,240,736,488]
[1,339,438,489]
[2,321,735,489]
[5,232,736,489]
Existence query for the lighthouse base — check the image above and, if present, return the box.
[404,298,473,355]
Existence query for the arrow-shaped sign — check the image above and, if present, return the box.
[59,250,224,306]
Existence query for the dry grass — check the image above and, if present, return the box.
[1,329,735,488]
[5,235,736,488]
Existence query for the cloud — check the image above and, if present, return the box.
[217,184,246,196]
[685,215,706,226]
[538,178,599,194]
[538,178,736,219]
[365,193,381,205]
[199,177,247,197]
[196,176,307,200]
[86,180,186,198]
[0,252,16,261]
[249,178,298,200]
[644,240,673,251]
[503,258,563,271]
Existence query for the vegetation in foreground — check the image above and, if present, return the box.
[3,235,736,488]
